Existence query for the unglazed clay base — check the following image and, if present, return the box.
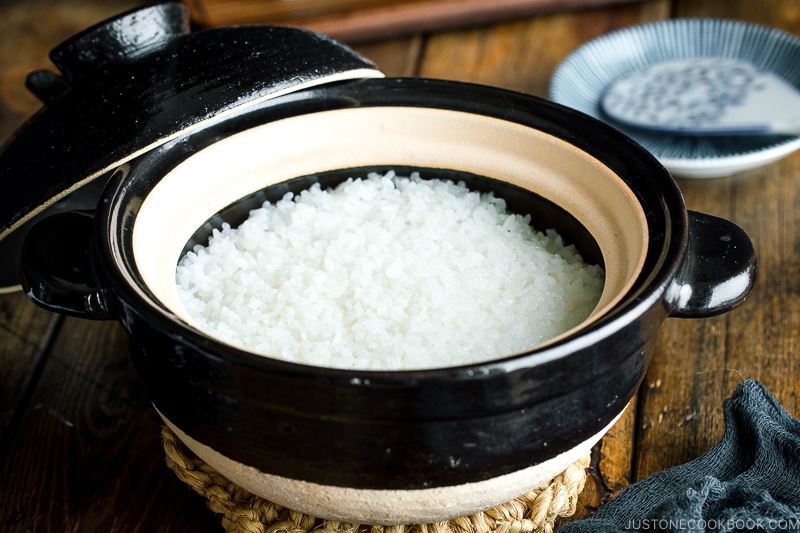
[158,404,626,525]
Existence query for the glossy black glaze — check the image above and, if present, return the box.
[671,211,758,318]
[20,210,112,319]
[19,78,752,491]
[0,175,108,292]
[0,2,378,290]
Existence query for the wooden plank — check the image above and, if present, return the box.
[632,0,800,481]
[0,293,59,449]
[636,152,800,478]
[353,35,425,77]
[0,316,221,532]
[186,0,649,43]
[674,0,800,33]
[187,0,417,23]
[417,0,671,97]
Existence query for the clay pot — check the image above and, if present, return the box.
[1,2,756,525]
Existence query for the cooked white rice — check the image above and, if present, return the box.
[176,171,604,370]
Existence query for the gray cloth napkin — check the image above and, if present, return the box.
[559,380,800,532]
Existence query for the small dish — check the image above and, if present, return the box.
[549,18,800,178]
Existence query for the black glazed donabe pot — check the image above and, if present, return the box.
[8,3,756,527]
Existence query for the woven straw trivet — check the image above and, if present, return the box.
[162,426,590,533]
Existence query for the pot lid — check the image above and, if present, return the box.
[0,1,382,292]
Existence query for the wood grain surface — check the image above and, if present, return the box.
[0,0,798,531]
[185,0,649,43]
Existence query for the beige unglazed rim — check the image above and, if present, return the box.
[158,404,626,525]
[130,106,648,356]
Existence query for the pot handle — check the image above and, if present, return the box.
[666,210,757,318]
[20,210,115,319]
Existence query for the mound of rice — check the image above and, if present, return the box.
[176,171,604,370]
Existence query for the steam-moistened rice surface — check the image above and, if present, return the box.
[176,172,604,370]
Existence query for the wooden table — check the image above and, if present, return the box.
[1,0,798,530]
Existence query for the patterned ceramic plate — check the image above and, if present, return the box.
[549,18,800,178]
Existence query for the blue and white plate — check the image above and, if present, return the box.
[549,18,800,178]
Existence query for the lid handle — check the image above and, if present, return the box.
[43,2,190,88]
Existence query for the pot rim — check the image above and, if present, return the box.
[94,77,686,381]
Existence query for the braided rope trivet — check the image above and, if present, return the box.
[162,426,590,533]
